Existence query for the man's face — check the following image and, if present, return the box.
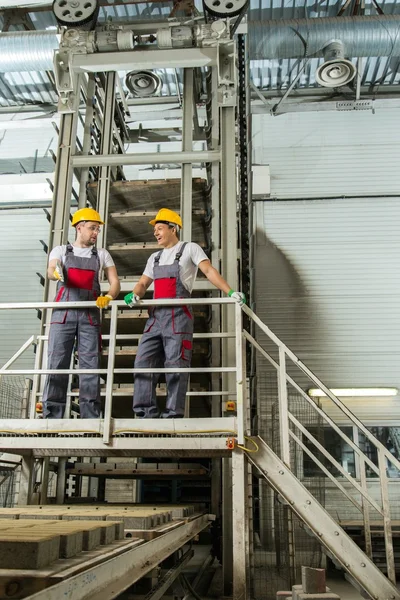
[76,221,101,246]
[153,223,176,247]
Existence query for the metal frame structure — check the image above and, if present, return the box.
[37,21,243,596]
[1,299,400,598]
[2,15,400,600]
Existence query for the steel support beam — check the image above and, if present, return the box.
[232,450,249,600]
[220,103,238,597]
[78,74,96,208]
[180,68,194,243]
[72,48,218,73]
[17,456,34,505]
[210,66,222,519]
[72,150,220,168]
[97,72,116,249]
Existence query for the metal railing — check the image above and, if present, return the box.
[0,298,246,444]
[241,303,400,584]
[1,298,399,581]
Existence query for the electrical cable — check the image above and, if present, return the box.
[237,436,259,453]
[179,573,205,600]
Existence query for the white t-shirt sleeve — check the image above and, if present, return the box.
[143,254,156,280]
[99,249,115,269]
[188,242,209,266]
[49,246,64,263]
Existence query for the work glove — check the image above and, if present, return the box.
[228,290,246,306]
[53,262,64,282]
[96,294,113,309]
[124,292,141,308]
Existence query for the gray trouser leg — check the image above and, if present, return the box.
[43,318,76,419]
[77,312,101,418]
[133,320,164,418]
[163,330,193,417]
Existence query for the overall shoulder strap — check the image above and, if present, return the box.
[175,242,187,261]
[154,250,163,264]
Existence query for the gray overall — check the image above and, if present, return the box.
[133,242,194,418]
[42,244,102,419]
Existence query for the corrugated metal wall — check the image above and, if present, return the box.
[253,108,400,432]
[254,196,400,428]
[253,109,400,199]
[0,209,48,370]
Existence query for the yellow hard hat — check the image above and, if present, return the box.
[149,208,182,228]
[72,208,105,227]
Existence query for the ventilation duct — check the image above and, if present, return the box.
[248,15,400,59]
[0,31,59,72]
[0,16,400,73]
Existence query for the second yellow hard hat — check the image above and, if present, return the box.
[149,208,182,228]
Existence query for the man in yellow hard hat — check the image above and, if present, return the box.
[124,208,245,419]
[42,207,121,419]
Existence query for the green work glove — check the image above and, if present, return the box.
[228,290,246,306]
[124,292,140,308]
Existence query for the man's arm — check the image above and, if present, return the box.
[133,274,153,298]
[198,260,231,294]
[104,266,121,299]
[47,258,61,281]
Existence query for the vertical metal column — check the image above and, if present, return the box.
[40,457,50,505]
[78,74,96,208]
[181,68,194,242]
[209,67,222,518]
[232,449,249,600]
[97,72,116,249]
[220,102,240,596]
[35,80,83,505]
[18,456,35,505]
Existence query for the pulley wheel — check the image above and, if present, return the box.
[203,0,248,18]
[52,0,99,29]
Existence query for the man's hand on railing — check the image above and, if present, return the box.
[53,262,64,282]
[228,290,246,306]
[124,292,141,308]
[96,294,113,309]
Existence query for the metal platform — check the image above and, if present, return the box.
[0,418,236,457]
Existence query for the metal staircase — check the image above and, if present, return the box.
[241,303,400,600]
[247,435,399,600]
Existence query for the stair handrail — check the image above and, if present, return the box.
[242,304,400,473]
[242,303,399,583]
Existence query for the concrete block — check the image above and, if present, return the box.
[296,594,338,600]
[63,513,106,521]
[301,567,326,594]
[20,512,63,520]
[98,523,116,545]
[292,584,303,600]
[0,533,60,569]
[276,591,292,600]
[80,527,101,551]
[42,528,83,558]
[0,510,20,519]
[106,520,124,540]
[106,513,153,529]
